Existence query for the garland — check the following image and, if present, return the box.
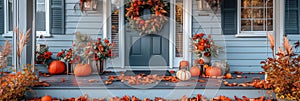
[125,0,169,35]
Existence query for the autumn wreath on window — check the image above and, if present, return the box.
[125,0,169,35]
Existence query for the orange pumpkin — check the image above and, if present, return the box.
[190,66,201,77]
[179,60,189,67]
[225,73,233,79]
[41,95,52,101]
[48,60,65,75]
[74,63,92,77]
[205,66,222,76]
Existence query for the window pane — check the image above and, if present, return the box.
[36,0,46,31]
[241,8,251,19]
[253,20,265,31]
[176,0,183,57]
[267,20,273,31]
[267,8,273,18]
[241,0,251,7]
[252,0,264,7]
[8,0,13,31]
[253,8,264,18]
[267,0,273,7]
[241,20,251,31]
[240,0,273,31]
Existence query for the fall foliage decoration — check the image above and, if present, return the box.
[92,38,114,61]
[261,33,300,100]
[0,40,12,70]
[192,33,222,60]
[125,0,169,35]
[0,67,38,100]
[35,46,53,64]
[74,63,92,77]
[57,48,75,64]
[48,60,66,75]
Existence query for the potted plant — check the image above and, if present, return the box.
[57,48,75,74]
[35,46,53,73]
[192,33,222,64]
[261,33,300,100]
[92,38,114,74]
[73,32,93,77]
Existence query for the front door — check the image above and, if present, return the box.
[125,33,169,67]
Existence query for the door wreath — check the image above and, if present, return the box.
[125,0,169,35]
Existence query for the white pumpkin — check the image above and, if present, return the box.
[176,70,191,81]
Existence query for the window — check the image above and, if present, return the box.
[36,0,50,36]
[240,0,273,33]
[4,0,13,34]
[3,0,50,36]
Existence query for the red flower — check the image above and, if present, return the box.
[104,39,110,43]
[44,52,52,59]
[93,54,99,61]
[57,52,63,57]
[74,56,81,63]
[204,52,211,57]
[97,38,101,42]
[198,33,205,37]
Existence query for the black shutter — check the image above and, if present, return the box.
[221,0,237,35]
[0,0,4,34]
[285,0,300,34]
[51,0,65,34]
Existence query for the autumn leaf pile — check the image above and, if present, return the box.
[260,32,300,100]
[0,67,38,100]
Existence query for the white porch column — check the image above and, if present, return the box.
[274,0,285,50]
[183,0,192,66]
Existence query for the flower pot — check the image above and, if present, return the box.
[66,63,74,75]
[35,64,49,73]
[96,60,105,75]
[200,52,211,64]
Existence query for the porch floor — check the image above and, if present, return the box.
[35,73,265,89]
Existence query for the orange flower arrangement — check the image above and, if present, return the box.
[192,33,222,59]
[92,38,114,61]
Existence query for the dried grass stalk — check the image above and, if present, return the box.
[1,40,12,58]
[14,27,31,59]
[267,32,275,51]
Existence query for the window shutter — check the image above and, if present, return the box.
[221,0,237,35]
[51,0,65,34]
[0,0,4,34]
[285,0,300,34]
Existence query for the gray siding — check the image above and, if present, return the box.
[47,0,103,56]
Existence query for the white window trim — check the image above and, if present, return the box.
[2,0,50,37]
[235,0,275,38]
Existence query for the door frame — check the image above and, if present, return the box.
[103,0,192,69]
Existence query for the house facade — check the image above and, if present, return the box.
[0,0,299,72]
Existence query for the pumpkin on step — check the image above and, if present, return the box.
[179,60,189,67]
[190,66,201,77]
[41,95,52,101]
[48,60,66,75]
[74,63,92,77]
[205,66,222,76]
[176,69,191,80]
